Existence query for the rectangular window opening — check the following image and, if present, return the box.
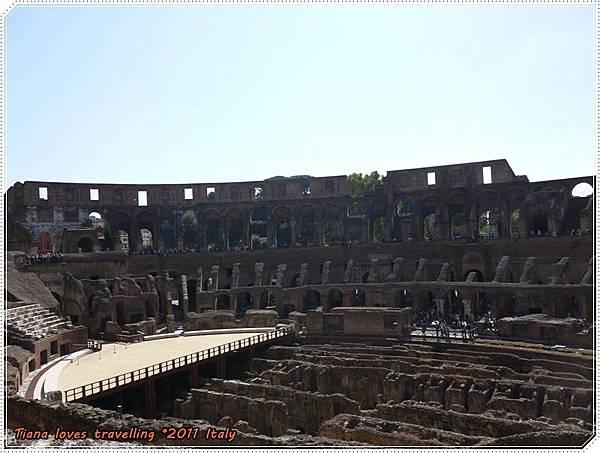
[138,190,148,206]
[207,187,216,199]
[483,166,492,184]
[39,187,48,200]
[427,172,436,186]
[184,188,193,200]
[90,188,99,201]
[254,187,263,201]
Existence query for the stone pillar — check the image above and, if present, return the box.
[362,217,369,242]
[187,365,199,388]
[180,275,189,318]
[289,220,297,247]
[435,298,447,318]
[267,222,276,248]
[164,271,173,316]
[316,220,324,247]
[216,355,226,378]
[144,378,156,419]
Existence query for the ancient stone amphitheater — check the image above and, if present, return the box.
[4,159,595,447]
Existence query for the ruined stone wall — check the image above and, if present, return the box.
[7,159,592,253]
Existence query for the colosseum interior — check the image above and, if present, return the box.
[4,159,596,447]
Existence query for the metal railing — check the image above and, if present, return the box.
[86,340,103,351]
[410,325,478,342]
[64,325,294,402]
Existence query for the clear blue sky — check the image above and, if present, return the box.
[5,5,595,188]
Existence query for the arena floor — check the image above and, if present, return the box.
[57,329,274,391]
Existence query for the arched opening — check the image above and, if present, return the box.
[215,294,231,311]
[37,231,54,253]
[88,211,104,227]
[162,223,176,251]
[182,210,197,250]
[259,290,272,309]
[464,269,484,282]
[227,219,243,249]
[450,212,466,239]
[509,209,523,239]
[324,220,342,246]
[204,210,221,249]
[571,182,593,198]
[137,212,155,251]
[354,289,366,306]
[77,237,94,253]
[276,222,291,248]
[327,289,343,310]
[361,272,370,283]
[394,289,413,308]
[397,198,415,216]
[250,206,269,222]
[140,228,153,251]
[478,210,491,239]
[423,214,436,241]
[304,290,321,311]
[250,223,268,250]
[273,206,291,249]
[372,216,386,242]
[347,201,366,217]
[117,230,130,251]
[114,213,131,251]
[529,211,548,236]
[298,205,317,247]
[236,292,253,315]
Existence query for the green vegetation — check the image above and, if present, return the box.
[347,171,383,198]
[373,217,386,242]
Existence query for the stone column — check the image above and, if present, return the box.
[289,220,297,247]
[180,275,189,319]
[144,378,156,419]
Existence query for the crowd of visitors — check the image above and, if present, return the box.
[411,308,497,342]
[17,252,64,270]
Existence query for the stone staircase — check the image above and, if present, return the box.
[6,304,73,341]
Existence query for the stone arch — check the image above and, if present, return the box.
[162,222,176,251]
[297,204,317,246]
[327,289,343,310]
[215,294,231,310]
[236,292,253,314]
[203,209,222,248]
[464,269,484,282]
[77,237,95,253]
[571,182,593,198]
[137,211,155,250]
[324,220,342,246]
[259,290,271,309]
[354,288,366,306]
[113,212,131,251]
[394,289,413,308]
[528,209,548,235]
[509,209,524,238]
[421,194,439,240]
[371,216,387,242]
[182,209,198,250]
[448,193,467,239]
[225,208,244,249]
[303,289,321,311]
